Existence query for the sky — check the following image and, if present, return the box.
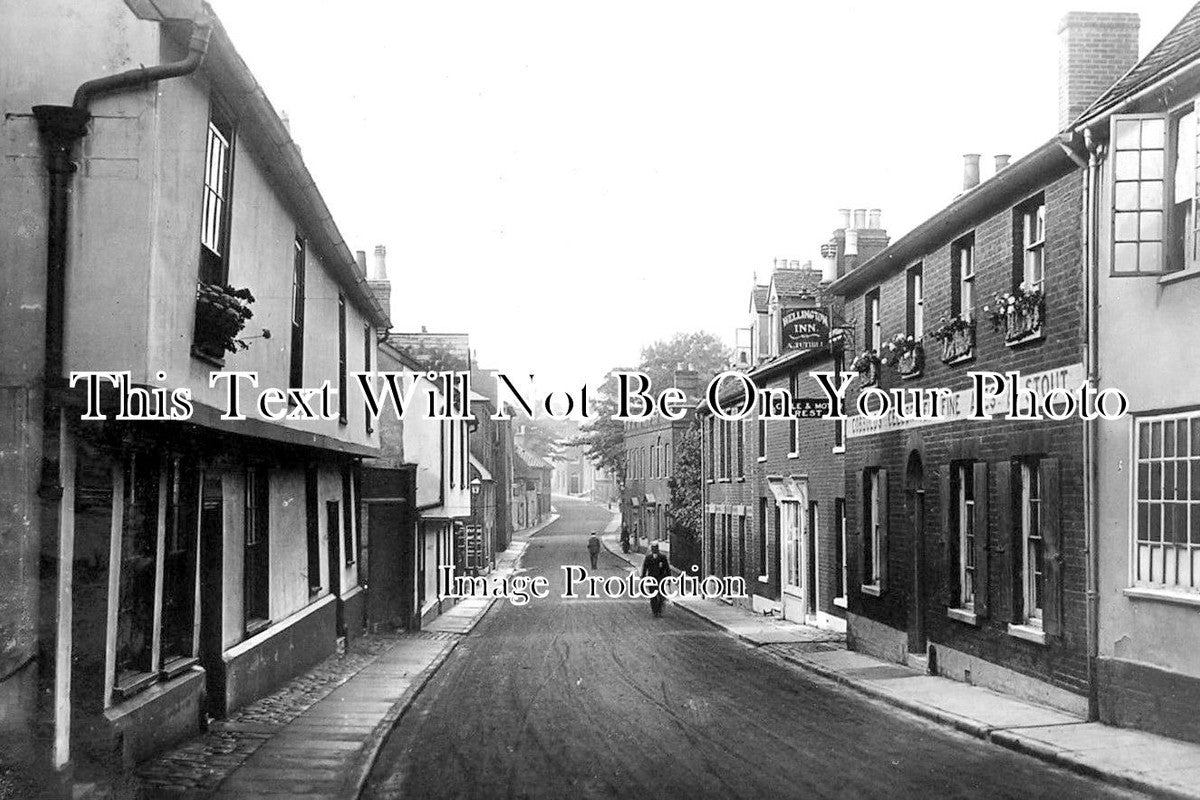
[208,0,1190,392]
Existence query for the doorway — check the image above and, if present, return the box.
[778,483,810,622]
[906,451,927,655]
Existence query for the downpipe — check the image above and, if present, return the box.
[1082,130,1103,722]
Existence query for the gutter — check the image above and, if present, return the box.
[1082,129,1103,722]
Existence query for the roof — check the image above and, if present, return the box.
[827,139,1078,297]
[514,445,553,472]
[750,285,769,313]
[770,268,822,299]
[1074,5,1200,127]
[148,4,392,328]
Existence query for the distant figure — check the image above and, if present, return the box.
[620,523,630,553]
[641,543,671,617]
[587,531,602,569]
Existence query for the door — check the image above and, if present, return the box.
[907,452,927,655]
[779,495,808,621]
[198,473,226,716]
[327,500,344,635]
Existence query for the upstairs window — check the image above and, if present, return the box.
[951,234,975,319]
[906,264,924,338]
[865,290,881,351]
[290,237,306,390]
[1112,108,1200,275]
[338,294,348,424]
[200,104,234,285]
[1018,196,1046,292]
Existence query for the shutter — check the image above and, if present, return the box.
[995,460,1017,623]
[940,467,956,607]
[1041,458,1063,637]
[877,468,889,592]
[972,461,990,619]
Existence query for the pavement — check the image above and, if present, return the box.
[361,498,1139,799]
[601,510,1200,800]
[115,511,560,800]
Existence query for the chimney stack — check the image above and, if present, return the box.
[1059,12,1139,130]
[355,249,367,275]
[994,154,1011,172]
[962,154,981,191]
[672,366,701,402]
[368,244,391,317]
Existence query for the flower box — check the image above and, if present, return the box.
[1004,303,1043,344]
[985,285,1044,346]
[942,325,974,362]
[849,350,880,387]
[880,334,922,379]
[192,282,255,361]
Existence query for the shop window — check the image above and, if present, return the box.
[1133,412,1200,590]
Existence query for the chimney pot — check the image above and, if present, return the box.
[867,208,881,229]
[838,209,851,230]
[845,229,859,257]
[355,249,367,274]
[852,208,867,229]
[994,154,1011,172]
[372,245,387,281]
[962,154,981,191]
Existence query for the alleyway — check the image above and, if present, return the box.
[362,498,1137,800]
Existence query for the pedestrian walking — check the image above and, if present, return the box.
[641,543,671,617]
[587,531,601,569]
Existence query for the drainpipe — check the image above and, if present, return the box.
[1082,128,1103,722]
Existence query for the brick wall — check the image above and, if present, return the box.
[840,167,1092,696]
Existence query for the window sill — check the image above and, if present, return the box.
[943,351,975,366]
[190,346,226,368]
[1007,622,1046,645]
[861,583,882,597]
[899,370,923,381]
[735,477,745,482]
[756,456,767,463]
[1159,268,1200,286]
[757,575,769,584]
[832,596,847,609]
[1123,586,1200,607]
[1005,329,1044,348]
[832,445,845,454]
[716,478,730,484]
[946,607,979,626]
[245,618,272,638]
[112,670,158,702]
[160,656,198,681]
[787,452,799,459]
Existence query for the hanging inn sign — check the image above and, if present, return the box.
[780,307,830,353]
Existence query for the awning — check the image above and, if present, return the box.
[419,504,471,521]
[644,493,657,504]
[766,476,807,503]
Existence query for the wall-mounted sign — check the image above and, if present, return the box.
[781,307,829,353]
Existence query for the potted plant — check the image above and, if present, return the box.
[193,282,256,361]
[879,333,923,378]
[930,314,975,362]
[984,283,1044,344]
[849,349,881,387]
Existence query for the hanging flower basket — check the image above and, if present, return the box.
[930,315,975,362]
[879,333,923,378]
[984,284,1044,344]
[193,282,255,360]
[849,349,880,387]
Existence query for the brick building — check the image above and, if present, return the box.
[621,369,700,562]
[826,12,1139,716]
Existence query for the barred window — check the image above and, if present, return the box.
[1134,412,1200,589]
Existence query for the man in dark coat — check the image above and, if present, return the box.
[587,532,602,569]
[641,543,671,616]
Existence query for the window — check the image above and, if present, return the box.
[907,264,924,338]
[719,419,728,478]
[862,468,886,590]
[833,352,846,451]
[338,294,348,424]
[865,290,881,350]
[738,515,746,576]
[116,452,161,686]
[788,373,799,455]
[707,418,715,480]
[665,442,671,475]
[757,416,766,458]
[1111,108,1200,274]
[200,104,235,285]
[244,466,270,630]
[449,418,456,489]
[342,466,356,565]
[957,463,977,609]
[1018,197,1046,291]
[161,457,200,668]
[736,421,744,477]
[305,466,321,596]
[758,496,768,577]
[835,498,848,604]
[952,234,975,319]
[708,513,717,574]
[290,237,306,390]
[1133,412,1200,590]
[1019,459,1044,626]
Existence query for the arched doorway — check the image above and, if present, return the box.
[906,451,927,655]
